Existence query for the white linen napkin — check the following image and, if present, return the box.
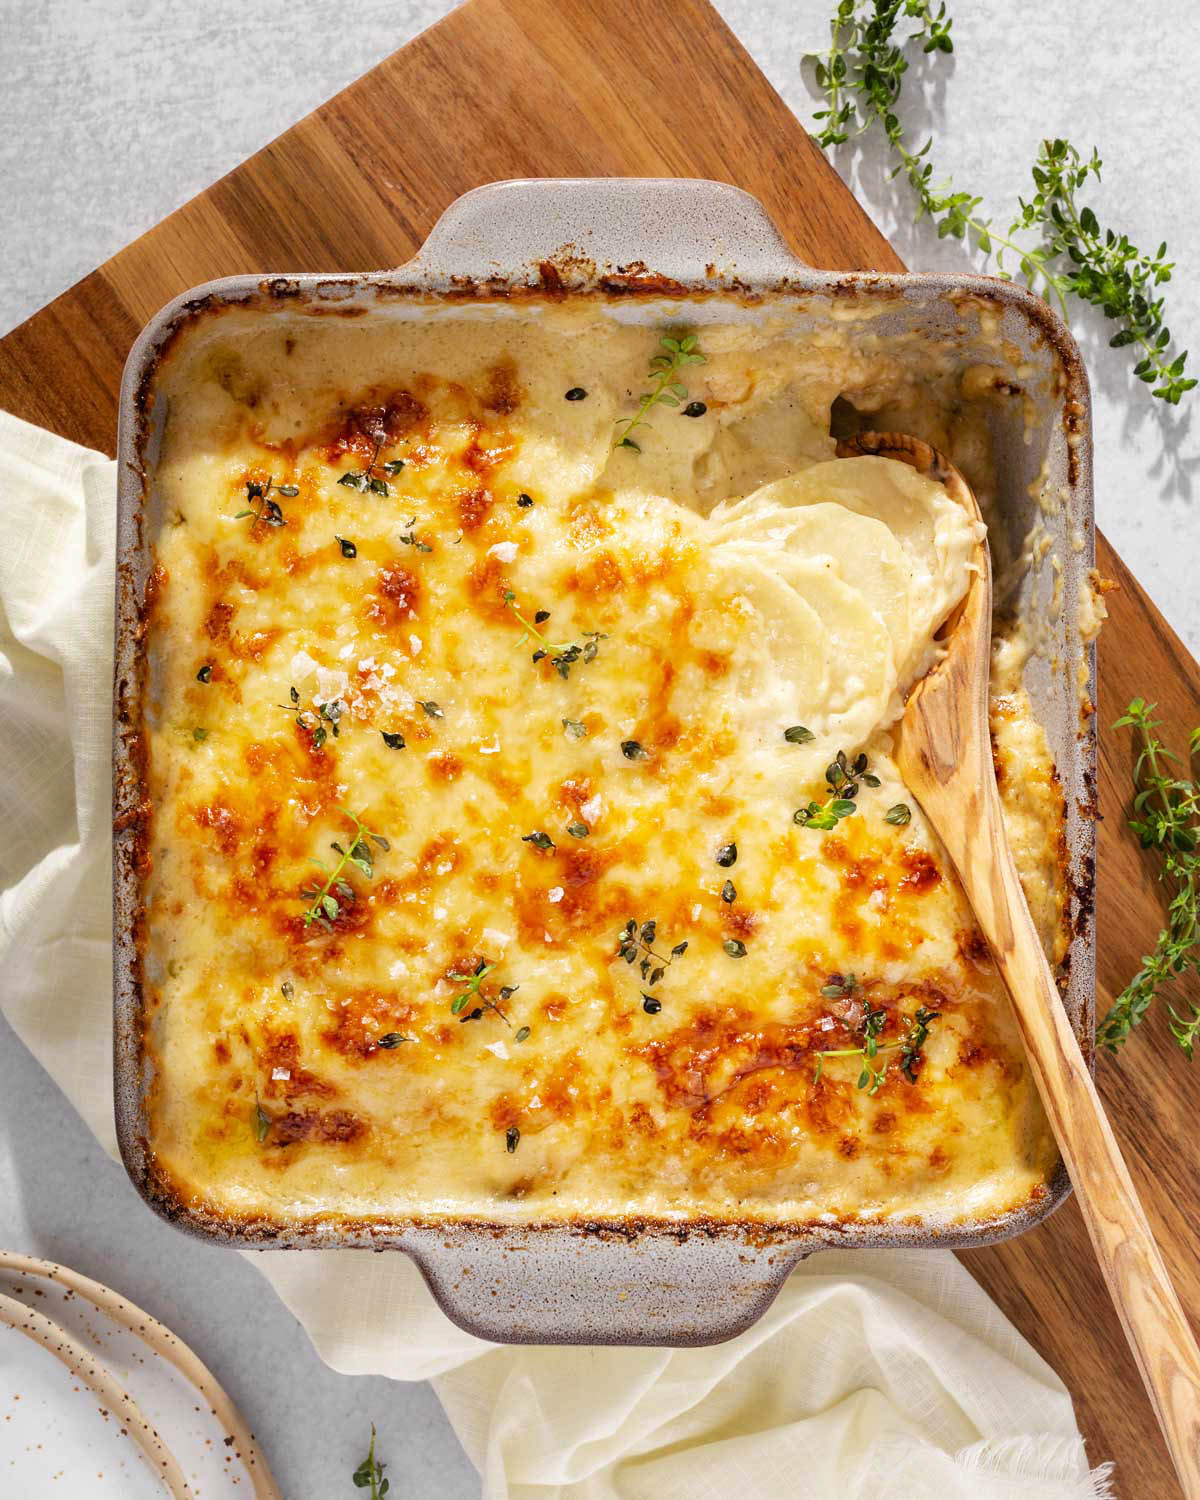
[0,408,1114,1499]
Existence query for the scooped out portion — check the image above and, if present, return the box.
[707,455,984,756]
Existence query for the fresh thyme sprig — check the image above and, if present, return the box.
[338,441,404,496]
[1098,699,1200,1055]
[616,919,688,988]
[794,750,880,831]
[447,958,529,1038]
[279,685,343,750]
[299,807,389,929]
[397,516,432,552]
[352,1425,389,1497]
[235,477,288,527]
[613,333,707,452]
[812,986,940,1092]
[503,591,605,679]
[807,1,1193,403]
[1012,141,1195,404]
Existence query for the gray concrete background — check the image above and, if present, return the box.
[1,2,1198,1496]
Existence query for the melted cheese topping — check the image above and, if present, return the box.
[138,303,1064,1230]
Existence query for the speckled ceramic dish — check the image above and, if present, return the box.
[114,179,1096,1345]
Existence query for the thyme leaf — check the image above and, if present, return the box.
[280,688,344,751]
[449,959,494,1015]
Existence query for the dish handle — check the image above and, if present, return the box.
[400,177,808,285]
[399,1225,811,1346]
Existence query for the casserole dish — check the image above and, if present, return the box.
[114,178,1096,1345]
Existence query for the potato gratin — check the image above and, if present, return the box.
[136,303,1067,1230]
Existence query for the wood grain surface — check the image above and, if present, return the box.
[0,0,1196,1492]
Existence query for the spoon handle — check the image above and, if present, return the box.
[936,763,1200,1495]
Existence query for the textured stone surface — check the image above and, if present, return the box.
[0,2,1197,1494]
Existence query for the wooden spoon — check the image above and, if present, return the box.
[839,430,1200,1496]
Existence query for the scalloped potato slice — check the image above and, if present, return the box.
[709,554,832,727]
[714,540,895,745]
[712,454,979,682]
[710,499,914,673]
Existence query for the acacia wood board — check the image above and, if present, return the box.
[1,0,1195,1491]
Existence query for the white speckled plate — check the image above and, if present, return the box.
[0,1256,280,1497]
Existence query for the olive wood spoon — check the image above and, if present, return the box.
[840,430,1200,1497]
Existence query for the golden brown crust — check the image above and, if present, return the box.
[130,302,1067,1232]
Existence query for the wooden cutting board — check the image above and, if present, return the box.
[2,0,1195,1490]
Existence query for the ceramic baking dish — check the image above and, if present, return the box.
[113,178,1096,1345]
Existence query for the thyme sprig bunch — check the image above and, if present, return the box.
[794,750,880,831]
[807,1,1193,403]
[300,807,389,929]
[613,333,706,452]
[503,591,605,679]
[1098,699,1200,1055]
